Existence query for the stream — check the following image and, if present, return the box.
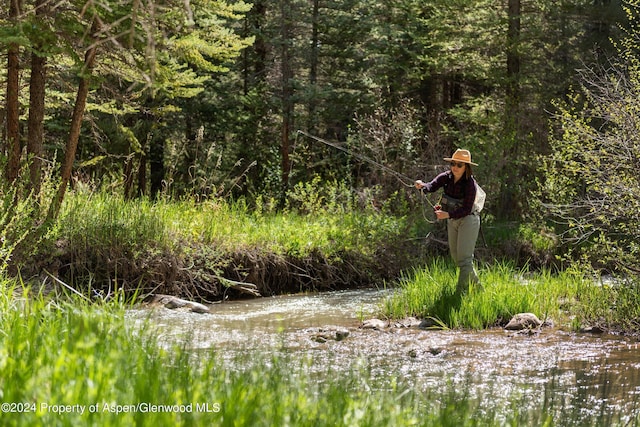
[128,288,640,423]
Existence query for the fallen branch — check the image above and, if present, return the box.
[215,276,261,297]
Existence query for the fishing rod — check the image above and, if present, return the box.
[296,130,487,243]
[296,130,440,223]
[296,130,417,188]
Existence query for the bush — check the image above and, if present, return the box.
[540,3,640,272]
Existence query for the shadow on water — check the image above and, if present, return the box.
[127,288,640,423]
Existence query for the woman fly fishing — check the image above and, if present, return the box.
[415,149,482,295]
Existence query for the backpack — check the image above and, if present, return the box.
[473,182,486,214]
[440,175,486,215]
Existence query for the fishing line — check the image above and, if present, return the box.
[296,130,417,188]
[296,130,438,223]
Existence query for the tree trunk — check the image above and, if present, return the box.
[243,0,267,94]
[280,0,293,197]
[27,0,48,194]
[307,0,319,133]
[123,156,135,199]
[506,0,521,106]
[500,0,521,219]
[149,134,164,199]
[137,147,147,197]
[238,0,267,196]
[135,109,154,198]
[48,19,100,221]
[5,0,22,183]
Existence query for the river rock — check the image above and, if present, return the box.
[392,317,422,328]
[408,346,445,358]
[360,318,388,330]
[335,329,350,341]
[580,325,606,334]
[145,294,210,314]
[505,312,542,330]
[311,334,328,343]
[428,346,445,356]
[418,318,442,329]
[309,328,350,342]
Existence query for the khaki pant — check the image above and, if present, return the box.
[447,214,480,293]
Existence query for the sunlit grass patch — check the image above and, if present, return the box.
[58,190,407,260]
[571,275,640,334]
[382,260,592,329]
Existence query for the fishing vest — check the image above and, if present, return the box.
[441,180,486,215]
[440,194,463,213]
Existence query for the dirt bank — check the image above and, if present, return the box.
[25,238,423,302]
[22,227,552,302]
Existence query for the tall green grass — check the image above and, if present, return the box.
[382,260,601,329]
[0,283,422,426]
[573,275,640,333]
[57,190,406,259]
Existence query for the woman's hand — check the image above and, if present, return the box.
[414,180,425,189]
[435,209,450,220]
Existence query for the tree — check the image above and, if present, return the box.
[540,0,640,270]
[26,0,51,194]
[1,0,253,209]
[279,0,294,197]
[1,0,628,224]
[94,0,254,199]
[48,18,100,221]
[5,0,22,182]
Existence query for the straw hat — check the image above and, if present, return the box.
[444,149,478,166]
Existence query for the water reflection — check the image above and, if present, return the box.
[127,288,640,421]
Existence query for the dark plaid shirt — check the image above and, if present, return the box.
[423,171,477,219]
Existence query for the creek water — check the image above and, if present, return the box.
[128,288,640,422]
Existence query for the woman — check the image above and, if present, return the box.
[415,149,481,294]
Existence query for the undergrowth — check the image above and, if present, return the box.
[19,187,418,299]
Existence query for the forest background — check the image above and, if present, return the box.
[1,0,639,298]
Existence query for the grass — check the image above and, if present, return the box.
[381,259,613,330]
[57,190,407,259]
[2,179,640,424]
[46,189,640,333]
[37,189,416,297]
[573,275,640,333]
[0,283,423,427]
